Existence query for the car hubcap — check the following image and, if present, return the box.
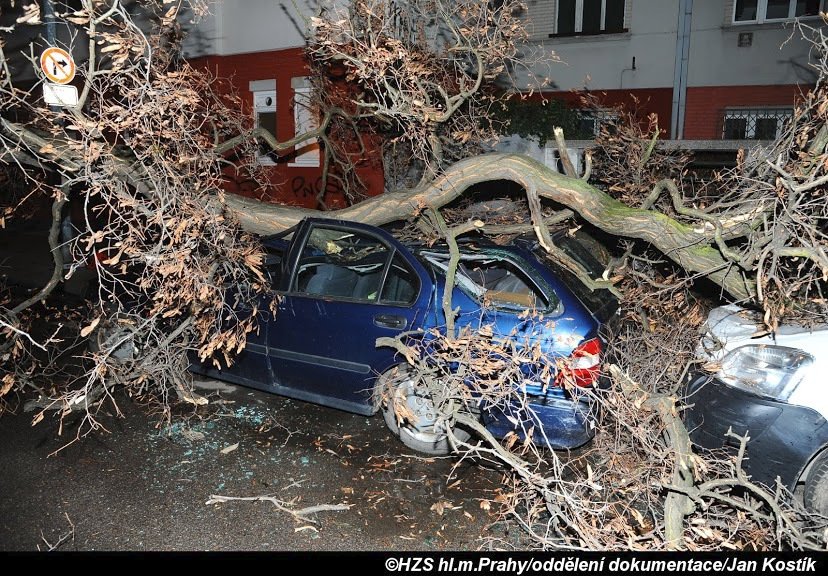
[392,378,446,444]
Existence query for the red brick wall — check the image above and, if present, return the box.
[541,88,674,136]
[541,86,809,140]
[684,85,807,139]
[188,48,384,207]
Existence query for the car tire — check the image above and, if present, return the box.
[88,317,137,362]
[380,367,471,455]
[804,450,828,516]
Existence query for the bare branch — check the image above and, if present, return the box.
[205,494,351,524]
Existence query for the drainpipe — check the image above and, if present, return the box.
[671,0,692,139]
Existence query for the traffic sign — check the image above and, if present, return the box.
[40,47,75,85]
[43,83,78,107]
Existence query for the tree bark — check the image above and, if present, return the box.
[225,153,754,300]
[609,364,696,549]
[1,115,753,301]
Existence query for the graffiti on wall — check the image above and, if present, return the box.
[290,175,343,200]
[223,175,260,196]
[222,173,346,205]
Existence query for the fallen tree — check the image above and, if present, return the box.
[1,0,267,425]
[2,0,828,551]
[224,152,754,302]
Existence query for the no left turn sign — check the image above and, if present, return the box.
[40,47,75,85]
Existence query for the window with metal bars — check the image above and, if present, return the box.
[574,109,618,139]
[253,89,277,165]
[722,108,793,140]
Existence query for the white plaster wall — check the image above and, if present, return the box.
[183,0,321,57]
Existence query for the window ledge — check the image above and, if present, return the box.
[665,139,775,151]
[533,31,632,44]
[535,138,778,151]
[724,16,823,30]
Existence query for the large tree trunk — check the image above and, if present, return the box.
[225,153,754,300]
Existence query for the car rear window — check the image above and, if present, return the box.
[419,250,556,313]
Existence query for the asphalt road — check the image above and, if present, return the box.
[0,382,510,551]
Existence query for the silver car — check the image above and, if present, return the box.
[685,305,828,515]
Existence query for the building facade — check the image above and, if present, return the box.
[523,1,818,138]
[183,0,384,207]
[184,1,826,198]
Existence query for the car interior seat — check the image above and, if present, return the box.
[351,271,382,300]
[304,263,358,297]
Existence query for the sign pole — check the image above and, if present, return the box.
[43,0,58,111]
[42,0,70,276]
[43,0,56,46]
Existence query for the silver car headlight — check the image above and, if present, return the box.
[718,344,813,401]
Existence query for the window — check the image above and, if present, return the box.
[381,254,419,305]
[264,248,284,287]
[289,80,320,167]
[575,109,618,138]
[555,0,626,36]
[463,260,547,310]
[722,108,793,140]
[420,251,553,312]
[251,84,277,165]
[544,146,584,175]
[733,0,823,23]
[292,226,419,305]
[538,231,619,324]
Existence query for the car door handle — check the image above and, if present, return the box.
[374,314,407,329]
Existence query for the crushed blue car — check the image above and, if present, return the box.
[190,217,617,454]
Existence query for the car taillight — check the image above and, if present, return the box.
[556,337,602,388]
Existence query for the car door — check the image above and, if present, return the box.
[266,219,433,415]
[188,246,282,390]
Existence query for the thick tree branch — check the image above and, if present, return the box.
[225,153,754,300]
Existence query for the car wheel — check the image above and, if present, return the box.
[804,451,828,516]
[380,367,471,455]
[88,317,137,362]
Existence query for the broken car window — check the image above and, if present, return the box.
[420,251,554,312]
[294,227,390,301]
